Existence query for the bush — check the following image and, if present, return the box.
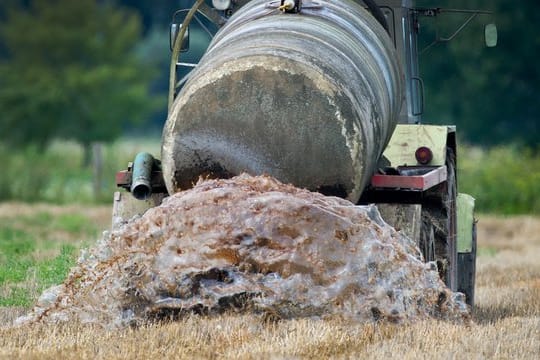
[0,138,160,204]
[1,140,538,214]
[458,145,540,214]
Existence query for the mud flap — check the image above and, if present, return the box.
[456,193,476,307]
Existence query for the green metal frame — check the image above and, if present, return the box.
[457,193,475,253]
[383,124,455,167]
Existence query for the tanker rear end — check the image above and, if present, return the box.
[114,0,497,309]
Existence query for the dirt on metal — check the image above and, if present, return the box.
[15,174,469,328]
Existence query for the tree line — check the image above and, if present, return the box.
[418,0,538,149]
[0,0,537,157]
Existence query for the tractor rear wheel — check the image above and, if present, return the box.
[458,220,477,307]
[422,147,458,291]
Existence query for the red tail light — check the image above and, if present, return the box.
[415,146,433,165]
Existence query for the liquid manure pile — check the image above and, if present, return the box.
[16,174,469,328]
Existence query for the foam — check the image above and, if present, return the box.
[16,174,469,328]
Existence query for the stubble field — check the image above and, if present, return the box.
[0,203,538,359]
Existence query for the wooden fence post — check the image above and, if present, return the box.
[92,142,103,200]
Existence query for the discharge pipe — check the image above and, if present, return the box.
[131,152,155,200]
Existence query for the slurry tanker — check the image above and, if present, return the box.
[114,0,497,308]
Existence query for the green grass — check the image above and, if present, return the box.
[0,247,76,307]
[0,228,35,256]
[0,245,77,307]
[0,209,103,308]
[0,286,32,307]
[33,245,77,290]
[0,258,34,285]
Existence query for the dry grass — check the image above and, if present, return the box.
[474,215,540,329]
[0,315,538,359]
[0,208,539,359]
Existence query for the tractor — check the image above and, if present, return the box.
[113,0,497,308]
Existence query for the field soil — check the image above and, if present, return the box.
[0,204,538,359]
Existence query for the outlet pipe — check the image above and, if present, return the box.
[131,152,155,200]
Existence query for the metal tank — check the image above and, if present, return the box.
[162,0,404,202]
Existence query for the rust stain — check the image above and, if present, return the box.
[335,229,349,243]
[211,248,241,265]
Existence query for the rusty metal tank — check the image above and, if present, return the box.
[162,0,404,202]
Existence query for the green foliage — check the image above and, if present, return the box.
[458,145,540,214]
[0,142,92,202]
[0,138,160,203]
[0,138,538,214]
[0,0,162,150]
[420,0,539,149]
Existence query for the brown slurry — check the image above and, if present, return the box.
[15,174,468,328]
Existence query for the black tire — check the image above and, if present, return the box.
[419,217,435,262]
[458,220,477,307]
[421,147,458,291]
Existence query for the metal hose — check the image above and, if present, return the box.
[362,0,389,33]
[168,0,206,111]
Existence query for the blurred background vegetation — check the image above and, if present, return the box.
[0,0,538,214]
